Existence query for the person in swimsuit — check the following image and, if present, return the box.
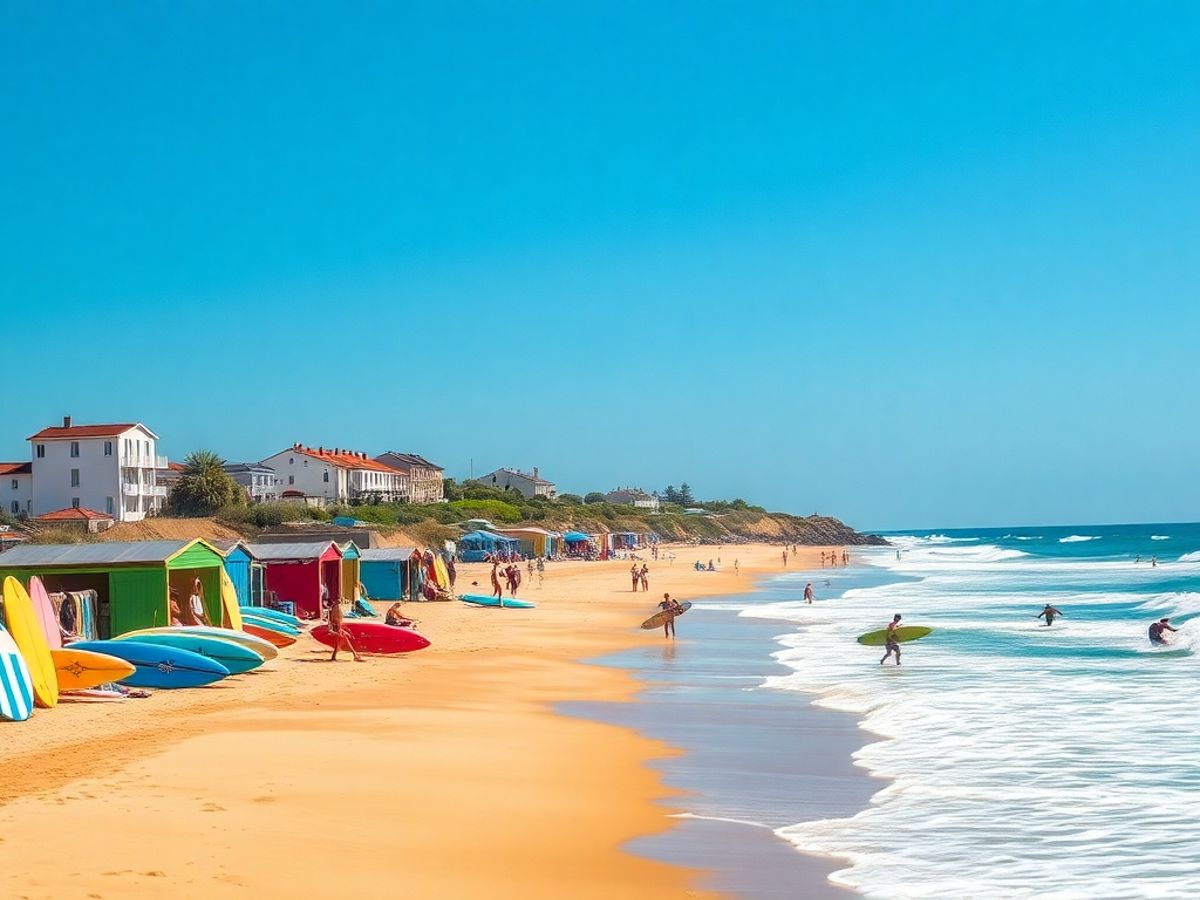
[491,562,503,600]
[169,589,184,627]
[881,614,903,666]
[639,564,649,592]
[1036,604,1065,626]
[327,594,363,661]
[188,578,211,626]
[384,602,411,627]
[658,592,683,640]
[804,583,814,604]
[631,563,640,592]
[1149,617,1177,645]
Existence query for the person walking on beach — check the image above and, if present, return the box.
[631,562,641,592]
[658,592,683,640]
[782,549,788,566]
[881,614,903,666]
[639,563,649,592]
[1149,617,1177,645]
[188,578,211,626]
[327,594,363,662]
[1036,604,1065,626]
[734,559,740,576]
[804,582,814,604]
[491,561,503,600]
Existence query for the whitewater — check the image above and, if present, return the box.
[741,525,1200,898]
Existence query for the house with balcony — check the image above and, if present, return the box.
[373,452,444,504]
[604,487,661,512]
[260,444,408,505]
[222,462,281,503]
[476,467,557,499]
[1,462,33,518]
[26,417,167,522]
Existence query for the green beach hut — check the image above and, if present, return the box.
[0,539,226,638]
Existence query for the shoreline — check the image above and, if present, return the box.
[0,542,840,898]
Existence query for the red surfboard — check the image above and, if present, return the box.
[310,622,430,654]
[242,622,297,648]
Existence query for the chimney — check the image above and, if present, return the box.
[63,415,72,428]
[533,467,539,479]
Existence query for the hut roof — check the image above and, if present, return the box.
[0,539,194,567]
[359,548,417,562]
[245,541,341,561]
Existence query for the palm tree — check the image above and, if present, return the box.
[168,450,243,516]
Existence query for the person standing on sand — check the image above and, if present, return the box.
[843,550,849,566]
[734,559,740,576]
[491,562,503,600]
[188,578,211,626]
[881,614,903,666]
[782,549,788,566]
[327,595,363,662]
[1036,604,1065,626]
[804,583,814,604]
[631,563,640,592]
[640,563,649,592]
[658,592,683,639]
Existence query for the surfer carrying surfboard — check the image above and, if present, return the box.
[880,614,903,666]
[1036,604,1065,626]
[658,593,684,639]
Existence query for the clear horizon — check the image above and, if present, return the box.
[5,4,1199,531]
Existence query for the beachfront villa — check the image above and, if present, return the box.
[0,461,32,518]
[374,451,445,504]
[260,444,407,505]
[604,487,661,511]
[476,467,557,499]
[25,417,167,523]
[222,462,282,503]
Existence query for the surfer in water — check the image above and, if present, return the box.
[804,583,814,604]
[880,614,903,666]
[658,592,684,640]
[1149,617,1178,646]
[1036,604,1065,626]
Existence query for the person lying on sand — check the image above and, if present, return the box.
[327,596,363,662]
[881,614,903,666]
[658,593,684,640]
[1036,604,1065,626]
[1149,617,1177,646]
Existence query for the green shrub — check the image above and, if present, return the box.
[447,498,523,523]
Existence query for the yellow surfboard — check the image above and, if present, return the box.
[433,556,450,590]
[50,647,136,691]
[219,569,244,631]
[2,576,58,708]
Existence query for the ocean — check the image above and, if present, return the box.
[575,524,1200,898]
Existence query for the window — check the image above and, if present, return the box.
[106,496,114,515]
[70,468,80,487]
[289,457,294,465]
[9,479,16,490]
[288,475,295,485]
[9,501,17,514]
[323,471,330,483]
[104,441,113,456]
[71,497,80,508]
[70,441,80,457]
[35,444,45,458]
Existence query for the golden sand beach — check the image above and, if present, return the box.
[0,542,834,899]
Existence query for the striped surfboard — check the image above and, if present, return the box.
[0,626,35,722]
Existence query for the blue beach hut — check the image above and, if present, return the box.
[358,548,417,601]
[217,540,263,607]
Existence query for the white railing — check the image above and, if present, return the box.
[155,455,168,469]
[122,483,140,497]
[146,485,167,497]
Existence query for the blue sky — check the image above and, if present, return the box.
[4,3,1199,530]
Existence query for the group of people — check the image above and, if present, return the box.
[1038,603,1181,646]
[630,563,650,591]
[821,550,849,567]
[491,560,524,599]
[168,578,212,627]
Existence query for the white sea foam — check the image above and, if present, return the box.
[1059,534,1101,543]
[1152,535,1171,541]
[762,545,1200,898]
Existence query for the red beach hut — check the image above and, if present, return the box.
[245,541,343,619]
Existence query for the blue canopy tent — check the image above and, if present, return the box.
[562,531,592,544]
[458,530,521,562]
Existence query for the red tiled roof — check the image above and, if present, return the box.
[168,461,186,472]
[35,507,115,522]
[290,445,401,474]
[0,462,32,475]
[27,423,154,441]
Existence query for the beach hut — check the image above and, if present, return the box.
[457,530,520,562]
[358,548,418,601]
[493,526,560,558]
[246,541,342,619]
[217,540,264,607]
[338,542,361,601]
[0,539,225,638]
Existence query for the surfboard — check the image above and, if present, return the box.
[433,556,450,590]
[117,625,277,660]
[0,626,35,721]
[640,601,693,630]
[857,626,933,646]
[242,622,297,648]
[239,606,302,628]
[51,647,137,691]
[29,577,62,650]
[114,632,264,675]
[219,569,243,632]
[2,577,58,708]
[239,612,301,636]
[310,621,431,654]
[459,593,536,609]
[68,640,229,689]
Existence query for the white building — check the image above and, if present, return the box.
[222,462,281,503]
[1,462,32,518]
[374,451,445,504]
[26,417,167,522]
[260,444,408,504]
[477,467,557,499]
[604,487,660,512]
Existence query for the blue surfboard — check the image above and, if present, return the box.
[239,613,302,637]
[239,606,302,628]
[69,640,229,689]
[459,594,536,609]
[114,632,264,675]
